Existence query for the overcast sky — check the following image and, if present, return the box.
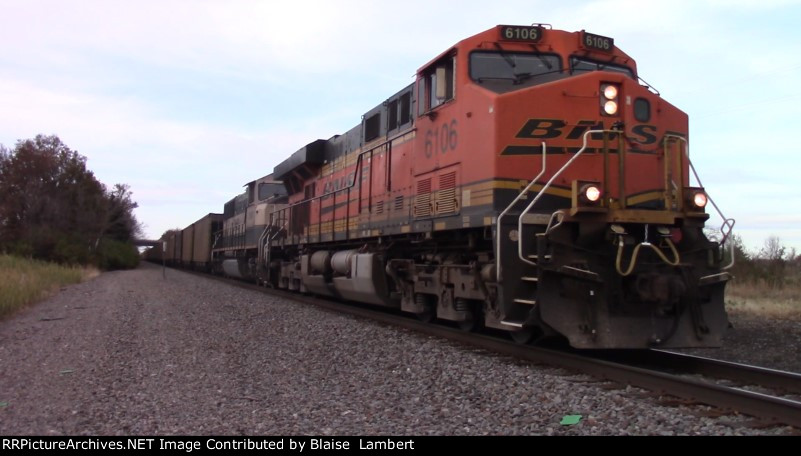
[2,0,800,253]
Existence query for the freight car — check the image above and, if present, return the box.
[179,24,734,349]
[164,214,224,270]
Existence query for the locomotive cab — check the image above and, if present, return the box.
[435,25,734,348]
[213,174,288,281]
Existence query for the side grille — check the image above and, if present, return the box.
[437,172,457,215]
[414,178,432,218]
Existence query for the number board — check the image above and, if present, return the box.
[499,25,543,43]
[581,32,614,52]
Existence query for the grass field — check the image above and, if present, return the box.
[725,280,801,319]
[0,254,98,319]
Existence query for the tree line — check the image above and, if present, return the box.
[727,234,799,289]
[0,134,141,269]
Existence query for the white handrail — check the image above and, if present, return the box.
[495,142,547,282]
[516,130,608,268]
[663,134,736,269]
[256,226,270,266]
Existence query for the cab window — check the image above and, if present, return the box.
[258,182,285,201]
[469,51,561,93]
[419,54,455,115]
[570,56,635,79]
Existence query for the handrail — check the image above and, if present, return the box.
[279,136,405,212]
[266,217,289,277]
[256,225,270,267]
[638,76,660,96]
[257,212,288,266]
[516,129,609,268]
[269,139,396,242]
[545,210,565,235]
[270,218,288,242]
[663,134,736,270]
[495,142,547,282]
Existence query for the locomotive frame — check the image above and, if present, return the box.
[160,24,735,350]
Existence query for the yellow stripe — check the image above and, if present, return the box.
[626,191,664,206]
[463,180,572,198]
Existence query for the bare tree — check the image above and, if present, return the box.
[756,235,789,288]
[759,235,786,261]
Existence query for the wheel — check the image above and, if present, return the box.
[510,328,536,344]
[458,312,477,332]
[414,293,435,323]
[458,304,485,332]
[455,299,484,332]
[416,308,435,323]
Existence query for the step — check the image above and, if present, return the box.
[558,265,602,282]
[521,276,539,282]
[520,213,552,225]
[500,320,525,329]
[513,298,538,306]
[527,254,552,260]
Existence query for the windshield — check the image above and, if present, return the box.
[258,182,286,201]
[469,51,562,93]
[570,57,635,79]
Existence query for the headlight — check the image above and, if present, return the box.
[572,180,605,214]
[600,83,620,116]
[583,184,602,202]
[683,187,708,212]
[693,192,708,208]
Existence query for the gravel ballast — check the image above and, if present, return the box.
[0,262,797,435]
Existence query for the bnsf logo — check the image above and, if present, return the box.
[516,119,658,145]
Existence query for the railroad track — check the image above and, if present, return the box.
[191,269,801,430]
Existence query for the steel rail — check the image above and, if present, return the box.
[182,268,801,429]
[595,349,801,396]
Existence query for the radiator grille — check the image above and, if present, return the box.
[414,178,432,217]
[437,172,457,215]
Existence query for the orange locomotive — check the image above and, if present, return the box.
[211,24,734,349]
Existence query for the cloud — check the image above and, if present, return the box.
[2,0,800,248]
[705,0,801,8]
[0,72,317,238]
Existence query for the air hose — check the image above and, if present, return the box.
[615,237,680,276]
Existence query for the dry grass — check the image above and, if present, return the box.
[725,280,801,319]
[0,254,98,319]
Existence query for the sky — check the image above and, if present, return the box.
[1,0,800,254]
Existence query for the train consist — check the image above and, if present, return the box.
[151,24,735,349]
